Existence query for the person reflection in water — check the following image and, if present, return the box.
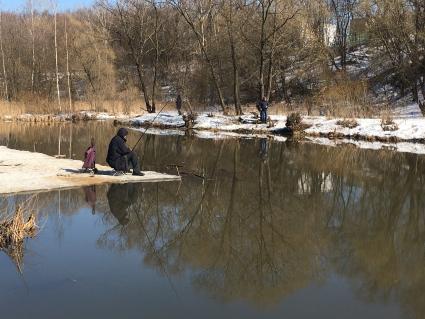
[259,138,269,161]
[83,185,97,215]
[106,183,138,226]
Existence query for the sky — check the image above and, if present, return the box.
[1,0,95,12]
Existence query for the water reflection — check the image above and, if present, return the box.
[1,122,425,318]
[107,184,137,226]
[83,186,97,215]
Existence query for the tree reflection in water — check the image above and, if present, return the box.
[1,122,425,317]
[95,135,425,317]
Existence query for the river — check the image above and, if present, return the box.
[0,121,424,319]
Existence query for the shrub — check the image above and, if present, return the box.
[381,115,398,131]
[183,112,197,129]
[336,118,359,128]
[286,112,303,130]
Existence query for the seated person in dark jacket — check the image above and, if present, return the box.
[106,128,144,176]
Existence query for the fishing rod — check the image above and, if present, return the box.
[132,101,170,152]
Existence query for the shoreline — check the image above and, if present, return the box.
[3,110,425,155]
[0,146,180,195]
[117,112,425,143]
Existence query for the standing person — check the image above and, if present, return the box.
[176,94,182,115]
[257,97,269,124]
[106,128,144,176]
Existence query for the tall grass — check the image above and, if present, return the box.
[0,199,39,273]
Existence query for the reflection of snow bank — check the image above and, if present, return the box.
[0,146,179,195]
[306,137,425,155]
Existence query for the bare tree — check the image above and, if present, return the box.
[97,0,156,112]
[29,0,36,93]
[328,0,358,69]
[65,15,72,113]
[221,0,242,114]
[53,1,61,111]
[0,9,9,101]
[169,0,227,113]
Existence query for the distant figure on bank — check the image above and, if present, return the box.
[106,128,144,176]
[82,137,98,173]
[176,94,182,115]
[257,97,269,124]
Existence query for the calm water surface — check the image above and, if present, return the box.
[0,122,424,319]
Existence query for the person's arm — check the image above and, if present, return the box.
[117,138,131,155]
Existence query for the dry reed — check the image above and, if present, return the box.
[0,202,39,273]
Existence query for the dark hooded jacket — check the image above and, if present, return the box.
[257,99,268,111]
[106,128,131,167]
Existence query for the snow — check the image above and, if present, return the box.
[126,111,425,154]
[306,137,425,155]
[131,112,186,127]
[304,116,425,141]
[393,103,423,118]
[129,112,288,134]
[0,146,180,195]
[129,112,425,142]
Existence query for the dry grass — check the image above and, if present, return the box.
[318,75,373,117]
[286,112,303,130]
[0,200,39,273]
[381,114,399,131]
[336,118,359,128]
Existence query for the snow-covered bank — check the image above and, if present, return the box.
[303,116,425,142]
[127,111,425,141]
[127,112,287,134]
[0,146,179,195]
[124,111,425,154]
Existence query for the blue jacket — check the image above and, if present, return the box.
[257,100,268,110]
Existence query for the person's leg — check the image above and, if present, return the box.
[260,110,266,123]
[126,151,142,174]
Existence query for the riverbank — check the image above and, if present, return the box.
[0,146,180,195]
[115,109,425,154]
[0,111,136,123]
[122,111,425,142]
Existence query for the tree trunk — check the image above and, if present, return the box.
[174,4,226,114]
[30,0,35,93]
[54,7,61,112]
[65,16,72,114]
[151,4,160,114]
[135,62,152,113]
[266,53,273,101]
[0,11,9,101]
[200,43,227,114]
[259,38,265,99]
[229,31,241,115]
[281,71,291,104]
